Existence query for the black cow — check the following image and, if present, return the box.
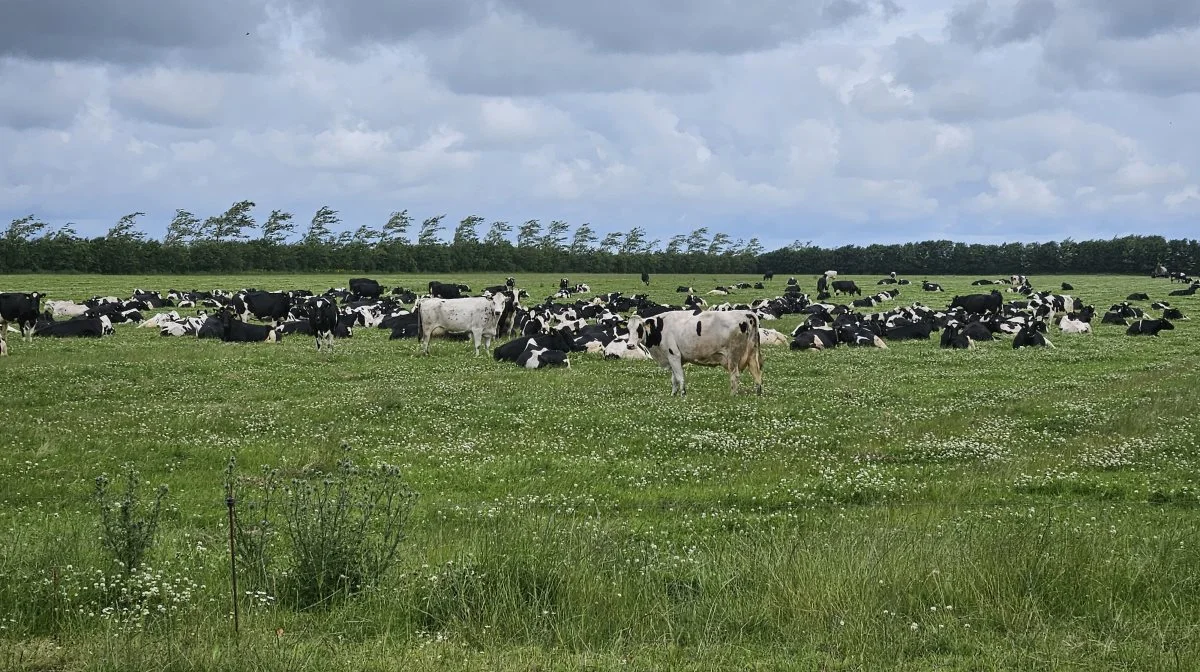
[830,280,861,296]
[641,272,650,285]
[516,348,570,369]
[884,322,934,340]
[763,272,774,281]
[386,313,420,339]
[1061,282,1074,291]
[1126,319,1174,336]
[428,281,462,299]
[559,278,570,290]
[1162,307,1184,320]
[348,277,384,299]
[922,281,944,292]
[217,309,279,343]
[950,290,1003,314]
[940,325,973,349]
[1126,292,1150,301]
[233,291,292,325]
[0,292,43,343]
[304,297,339,352]
[1168,284,1198,297]
[960,321,995,341]
[1012,322,1052,349]
[33,316,109,338]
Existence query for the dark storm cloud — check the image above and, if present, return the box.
[0,0,269,70]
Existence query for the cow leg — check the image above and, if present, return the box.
[728,364,740,395]
[668,357,686,397]
[314,333,321,351]
[472,329,483,356]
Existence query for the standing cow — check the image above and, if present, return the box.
[626,310,763,397]
[1,292,43,347]
[304,297,339,352]
[416,292,516,355]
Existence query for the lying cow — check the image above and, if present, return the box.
[626,310,763,397]
[517,347,571,369]
[1126,319,1174,336]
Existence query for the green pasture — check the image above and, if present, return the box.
[1,272,1198,671]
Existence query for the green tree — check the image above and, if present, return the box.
[665,234,687,254]
[107,212,146,241]
[336,230,354,246]
[49,223,78,241]
[619,227,647,255]
[599,231,622,253]
[417,215,445,246]
[453,215,484,245]
[539,220,570,250]
[212,200,256,241]
[4,214,48,241]
[517,219,542,248]
[164,209,200,246]
[304,206,340,244]
[352,224,380,245]
[686,227,710,254]
[707,232,732,255]
[743,237,764,256]
[260,209,295,244]
[569,223,598,254]
[484,220,512,246]
[382,210,412,244]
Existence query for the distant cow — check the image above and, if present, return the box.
[0,292,43,344]
[626,310,763,397]
[763,272,774,281]
[428,281,463,299]
[1126,293,1150,301]
[416,293,515,355]
[1061,282,1074,291]
[1126,319,1174,336]
[950,290,1003,314]
[641,272,650,285]
[348,277,384,299]
[922,281,943,292]
[830,280,861,296]
[1168,284,1198,297]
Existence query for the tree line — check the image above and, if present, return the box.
[1,202,1197,276]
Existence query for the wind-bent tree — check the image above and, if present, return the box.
[453,215,484,245]
[164,209,200,245]
[619,227,647,255]
[665,234,687,254]
[417,215,445,246]
[4,215,48,241]
[569,223,598,254]
[707,232,732,255]
[382,210,412,244]
[260,209,295,244]
[516,219,542,248]
[484,220,512,246]
[743,237,764,256]
[352,224,380,245]
[107,212,146,241]
[540,220,569,250]
[304,206,340,244]
[212,200,256,241]
[686,227,710,254]
[599,231,622,253]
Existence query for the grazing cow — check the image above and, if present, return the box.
[517,347,571,370]
[232,291,292,325]
[428,281,463,299]
[1126,319,1174,336]
[641,272,650,285]
[922,281,944,292]
[0,292,43,343]
[950,290,1003,314]
[626,310,763,397]
[1061,282,1074,291]
[348,277,384,299]
[217,309,279,343]
[416,293,515,355]
[830,280,861,296]
[1012,323,1053,349]
[1058,315,1092,334]
[304,297,339,352]
[763,272,775,281]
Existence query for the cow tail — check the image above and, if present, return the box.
[753,314,763,368]
[415,299,423,342]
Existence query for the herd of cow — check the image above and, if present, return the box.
[1,270,1192,395]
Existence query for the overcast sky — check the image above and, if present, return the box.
[1,0,1197,249]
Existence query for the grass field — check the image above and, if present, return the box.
[1,272,1198,671]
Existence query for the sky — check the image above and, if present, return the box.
[1,0,1198,250]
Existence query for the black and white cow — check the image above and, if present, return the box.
[428,281,463,299]
[33,316,113,338]
[922,281,944,292]
[493,331,579,362]
[830,280,861,296]
[950,290,1003,314]
[0,292,43,344]
[304,297,339,352]
[416,292,516,355]
[1012,322,1053,349]
[216,308,279,343]
[1126,319,1174,336]
[626,310,763,397]
[516,347,571,369]
[940,325,974,349]
[232,291,292,326]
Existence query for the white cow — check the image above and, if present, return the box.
[626,310,763,397]
[138,311,181,328]
[603,336,651,360]
[758,328,790,346]
[1058,315,1092,334]
[416,292,515,356]
[45,300,89,318]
